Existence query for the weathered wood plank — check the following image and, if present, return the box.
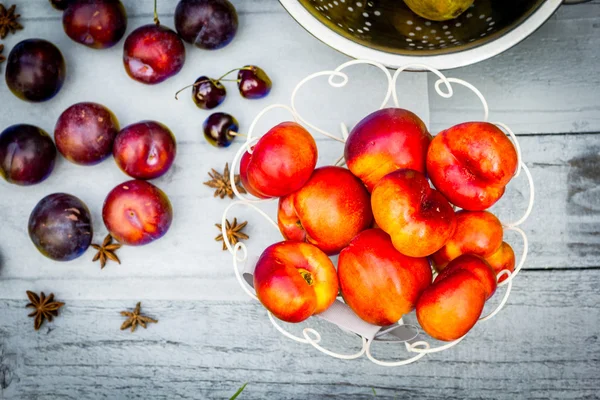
[428,2,600,135]
[1,269,599,399]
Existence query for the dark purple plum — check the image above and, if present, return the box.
[54,102,120,166]
[50,0,72,10]
[28,193,93,261]
[5,39,66,102]
[0,124,57,186]
[63,0,128,49]
[203,112,238,147]
[238,65,272,99]
[174,0,238,50]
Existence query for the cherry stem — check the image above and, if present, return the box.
[153,0,160,25]
[173,66,252,99]
[174,78,217,99]
[216,66,253,82]
[229,131,246,137]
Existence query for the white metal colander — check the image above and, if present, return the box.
[279,0,586,69]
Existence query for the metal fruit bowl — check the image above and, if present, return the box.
[279,0,582,69]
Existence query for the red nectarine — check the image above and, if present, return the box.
[338,229,432,326]
[431,210,503,271]
[253,241,338,323]
[345,108,431,191]
[277,166,373,255]
[371,169,456,258]
[426,121,518,210]
[240,122,317,198]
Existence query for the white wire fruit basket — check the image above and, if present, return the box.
[220,59,535,366]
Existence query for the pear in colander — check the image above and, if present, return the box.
[403,0,474,21]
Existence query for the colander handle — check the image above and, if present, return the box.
[562,0,591,4]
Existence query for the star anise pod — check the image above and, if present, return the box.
[0,44,5,65]
[204,163,247,199]
[0,4,23,39]
[215,218,249,251]
[92,234,122,269]
[120,302,158,332]
[26,291,65,331]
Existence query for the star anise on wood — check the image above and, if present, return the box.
[0,4,23,39]
[120,302,158,332]
[204,163,247,199]
[215,218,249,250]
[0,44,5,65]
[26,291,65,331]
[92,234,122,269]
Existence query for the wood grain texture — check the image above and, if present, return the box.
[1,1,599,399]
[1,269,599,399]
[428,1,600,135]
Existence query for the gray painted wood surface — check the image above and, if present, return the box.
[1,0,599,399]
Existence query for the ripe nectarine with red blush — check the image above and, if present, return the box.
[240,122,317,198]
[277,166,373,255]
[427,121,518,210]
[345,108,431,191]
[371,169,456,258]
[485,241,516,283]
[417,254,496,341]
[436,254,497,300]
[431,210,503,271]
[254,241,338,323]
[338,229,432,326]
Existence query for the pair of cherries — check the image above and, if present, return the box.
[176,65,272,109]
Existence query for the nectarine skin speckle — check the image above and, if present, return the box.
[371,169,456,258]
[102,180,173,246]
[431,210,503,271]
[240,122,317,198]
[253,241,338,323]
[338,229,432,326]
[277,166,373,255]
[345,108,431,191]
[427,121,518,210]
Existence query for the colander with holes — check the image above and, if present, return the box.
[279,0,590,70]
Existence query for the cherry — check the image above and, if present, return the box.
[175,76,227,110]
[123,0,185,85]
[49,0,72,10]
[63,0,127,49]
[174,0,238,50]
[5,39,66,102]
[203,112,238,147]
[238,65,272,99]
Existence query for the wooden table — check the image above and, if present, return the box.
[1,1,599,398]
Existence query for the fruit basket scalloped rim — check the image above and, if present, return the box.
[220,59,535,367]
